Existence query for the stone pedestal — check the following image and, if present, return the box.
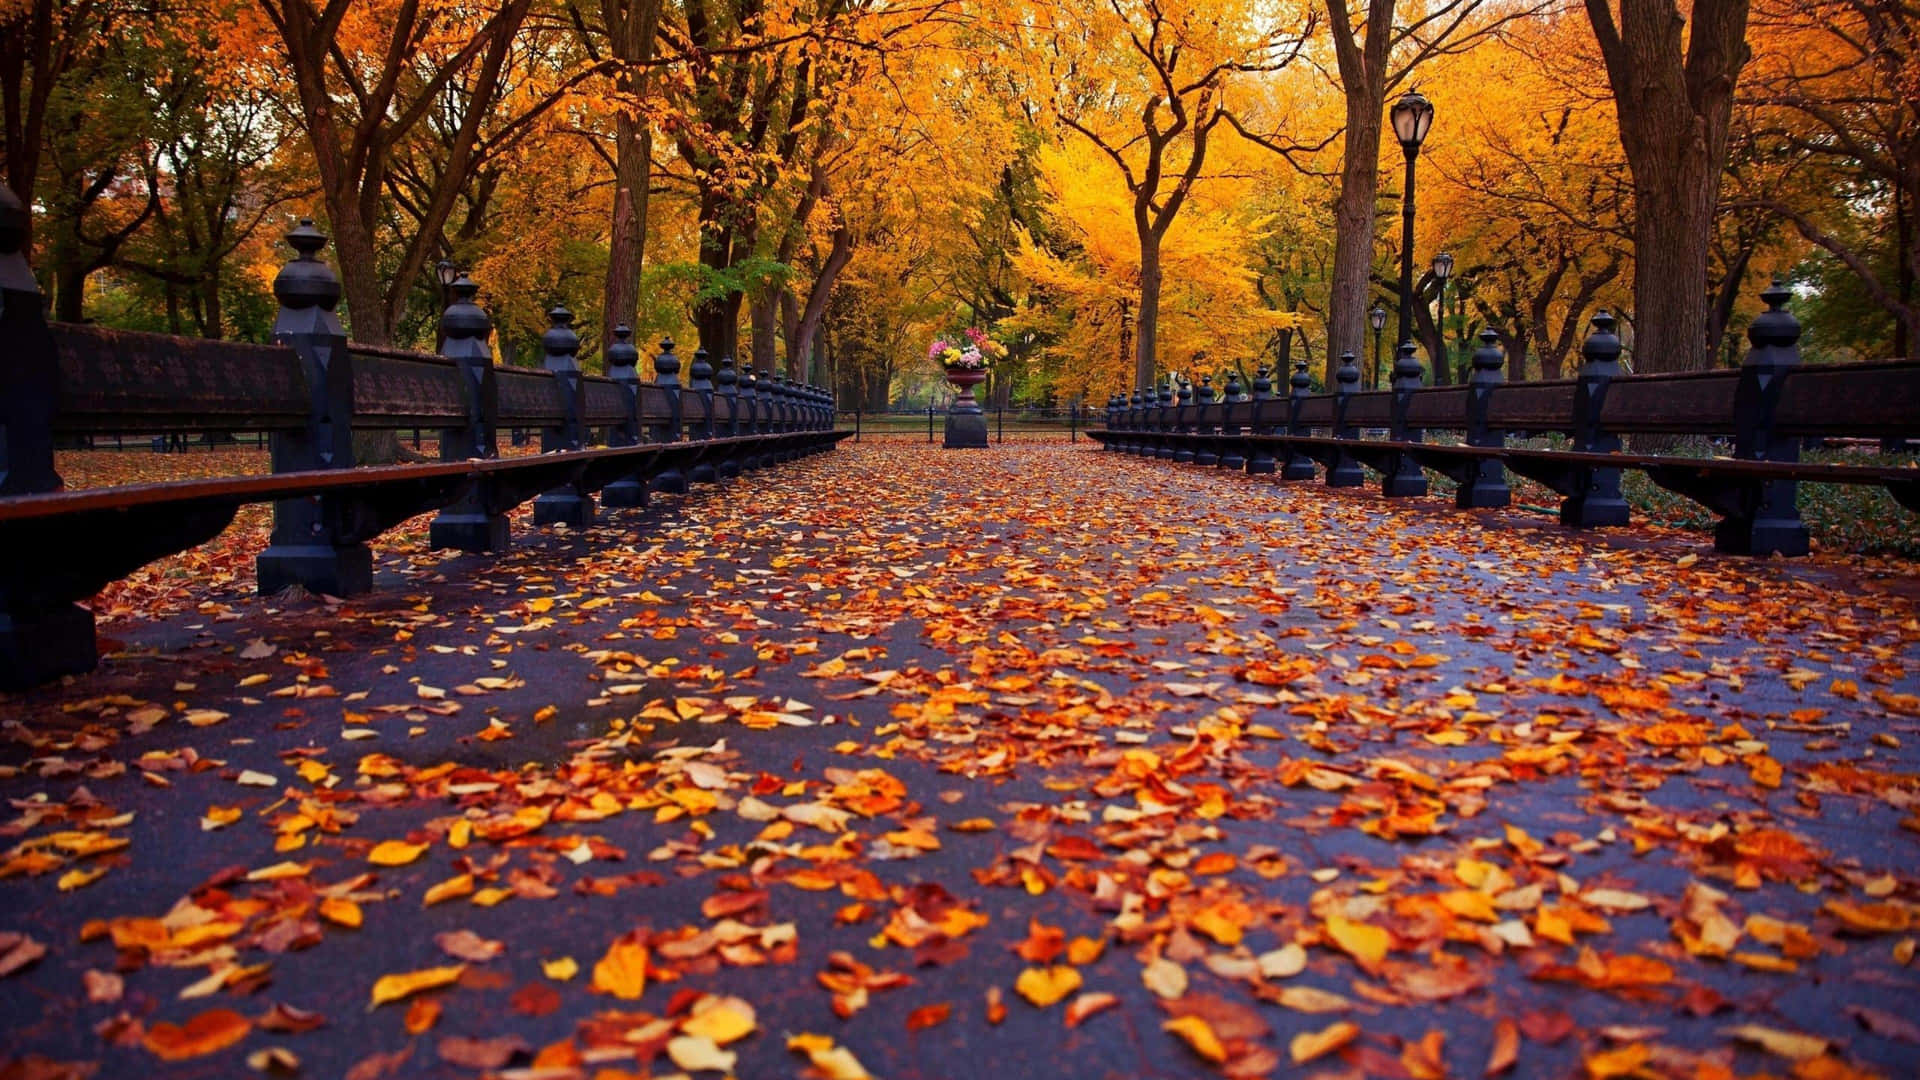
[943,366,990,450]
[944,412,988,449]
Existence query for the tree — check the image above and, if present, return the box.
[571,0,664,345]
[1021,0,1311,389]
[1737,0,1918,357]
[1008,138,1294,398]
[1318,0,1530,384]
[252,0,540,345]
[1583,0,1752,372]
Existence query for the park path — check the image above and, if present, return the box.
[3,442,1918,1080]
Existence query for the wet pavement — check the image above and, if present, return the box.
[2,442,1918,1079]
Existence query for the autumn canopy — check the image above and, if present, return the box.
[2,0,1912,404]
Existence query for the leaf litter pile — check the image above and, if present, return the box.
[3,442,1919,1079]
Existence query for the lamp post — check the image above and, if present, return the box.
[1368,303,1388,390]
[1390,89,1435,352]
[1430,250,1453,382]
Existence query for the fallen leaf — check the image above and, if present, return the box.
[1163,1016,1228,1064]
[142,1008,252,1061]
[1014,965,1082,1008]
[1290,1020,1360,1064]
[368,965,464,1009]
[592,937,648,1000]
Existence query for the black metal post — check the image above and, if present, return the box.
[256,219,367,596]
[651,339,688,493]
[1561,312,1629,526]
[1326,353,1366,487]
[532,305,594,527]
[428,271,509,550]
[1458,328,1511,509]
[1283,360,1318,481]
[1721,282,1810,555]
[601,326,649,508]
[0,184,95,686]
[688,347,718,484]
[1247,366,1277,475]
[1382,342,1428,497]
[1397,149,1419,351]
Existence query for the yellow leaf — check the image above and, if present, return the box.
[318,898,362,928]
[367,840,427,866]
[541,956,578,981]
[57,866,108,891]
[245,861,309,882]
[1325,914,1390,971]
[1290,1020,1360,1063]
[666,1035,735,1073]
[1013,965,1081,1007]
[1721,1024,1829,1061]
[592,938,648,1000]
[368,964,464,1008]
[423,874,473,906]
[787,1033,872,1079]
[1141,957,1187,999]
[1162,1016,1227,1063]
[680,998,757,1045]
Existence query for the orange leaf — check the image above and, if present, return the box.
[592,938,648,1000]
[1163,1016,1227,1064]
[1485,1018,1518,1075]
[404,996,441,1035]
[368,840,428,866]
[906,1003,951,1031]
[142,1008,251,1061]
[1290,1020,1360,1064]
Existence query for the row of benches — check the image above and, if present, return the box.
[1093,291,1918,554]
[0,193,847,689]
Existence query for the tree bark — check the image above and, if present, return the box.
[599,0,660,344]
[1585,0,1751,372]
[1324,0,1393,385]
[1135,238,1161,390]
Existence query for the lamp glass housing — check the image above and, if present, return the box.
[1390,90,1434,150]
[1368,305,1388,331]
[436,259,458,288]
[1431,251,1454,282]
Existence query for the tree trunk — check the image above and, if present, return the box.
[600,0,659,344]
[200,264,222,339]
[1328,117,1385,385]
[1585,0,1750,373]
[789,225,853,378]
[749,287,779,373]
[1135,238,1161,390]
[1897,183,1913,357]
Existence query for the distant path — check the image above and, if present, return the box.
[3,443,1917,1079]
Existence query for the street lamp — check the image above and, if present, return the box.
[1430,251,1453,379]
[1368,303,1388,389]
[1390,89,1435,351]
